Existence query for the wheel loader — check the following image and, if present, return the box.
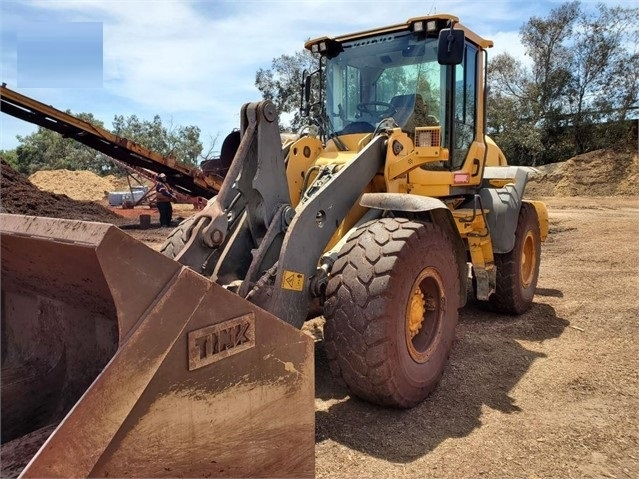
[162,13,548,405]
[1,13,548,478]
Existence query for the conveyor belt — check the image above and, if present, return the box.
[1,84,219,198]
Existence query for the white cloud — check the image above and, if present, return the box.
[0,1,552,151]
[490,30,532,68]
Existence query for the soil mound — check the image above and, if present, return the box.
[526,149,638,197]
[1,160,121,223]
[28,169,116,201]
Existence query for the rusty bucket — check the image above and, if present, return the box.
[0,214,314,478]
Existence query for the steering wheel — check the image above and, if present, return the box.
[356,101,397,119]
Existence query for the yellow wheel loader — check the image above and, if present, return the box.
[1,13,548,478]
[162,14,548,406]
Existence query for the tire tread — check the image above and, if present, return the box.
[324,217,459,408]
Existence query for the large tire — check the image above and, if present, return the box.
[489,202,541,314]
[160,215,197,259]
[160,196,217,259]
[323,217,460,408]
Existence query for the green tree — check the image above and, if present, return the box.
[0,149,18,169]
[488,54,547,165]
[112,114,204,166]
[564,4,639,153]
[255,49,319,131]
[487,1,639,164]
[13,112,205,175]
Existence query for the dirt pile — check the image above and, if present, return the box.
[1,160,121,222]
[28,169,155,203]
[28,169,116,201]
[526,149,639,197]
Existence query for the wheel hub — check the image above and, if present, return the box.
[405,267,444,363]
[408,288,426,339]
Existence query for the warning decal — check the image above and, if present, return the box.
[282,270,305,292]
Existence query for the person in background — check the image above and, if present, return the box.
[155,173,177,227]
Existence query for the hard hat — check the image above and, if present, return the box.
[157,173,167,180]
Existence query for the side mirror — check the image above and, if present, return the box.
[437,28,465,65]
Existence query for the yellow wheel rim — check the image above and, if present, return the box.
[520,230,536,288]
[408,288,425,339]
[405,267,444,363]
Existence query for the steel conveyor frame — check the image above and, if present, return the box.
[0,84,219,198]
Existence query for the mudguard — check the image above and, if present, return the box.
[479,166,536,254]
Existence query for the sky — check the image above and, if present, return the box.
[0,0,631,156]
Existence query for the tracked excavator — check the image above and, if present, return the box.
[1,14,548,478]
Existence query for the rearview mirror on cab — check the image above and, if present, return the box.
[437,28,465,65]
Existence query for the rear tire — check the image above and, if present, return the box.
[489,202,541,314]
[323,217,460,408]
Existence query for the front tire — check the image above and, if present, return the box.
[160,215,196,259]
[160,196,217,259]
[323,217,460,408]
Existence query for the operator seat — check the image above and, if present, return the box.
[402,94,439,134]
[339,121,375,135]
[389,94,417,128]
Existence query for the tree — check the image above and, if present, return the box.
[0,149,18,170]
[564,4,639,153]
[200,132,222,161]
[255,49,319,131]
[112,114,203,166]
[487,1,639,164]
[13,112,205,175]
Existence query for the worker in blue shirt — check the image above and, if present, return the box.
[155,173,177,227]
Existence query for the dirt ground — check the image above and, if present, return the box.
[1,156,638,477]
[120,194,639,477]
[311,195,639,479]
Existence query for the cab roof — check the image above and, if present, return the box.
[305,14,493,52]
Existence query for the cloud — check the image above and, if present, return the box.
[490,30,532,68]
[17,1,510,94]
[17,21,103,88]
[0,0,541,150]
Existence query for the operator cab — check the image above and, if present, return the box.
[305,14,493,171]
[324,31,442,136]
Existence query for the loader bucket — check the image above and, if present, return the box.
[0,214,314,478]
